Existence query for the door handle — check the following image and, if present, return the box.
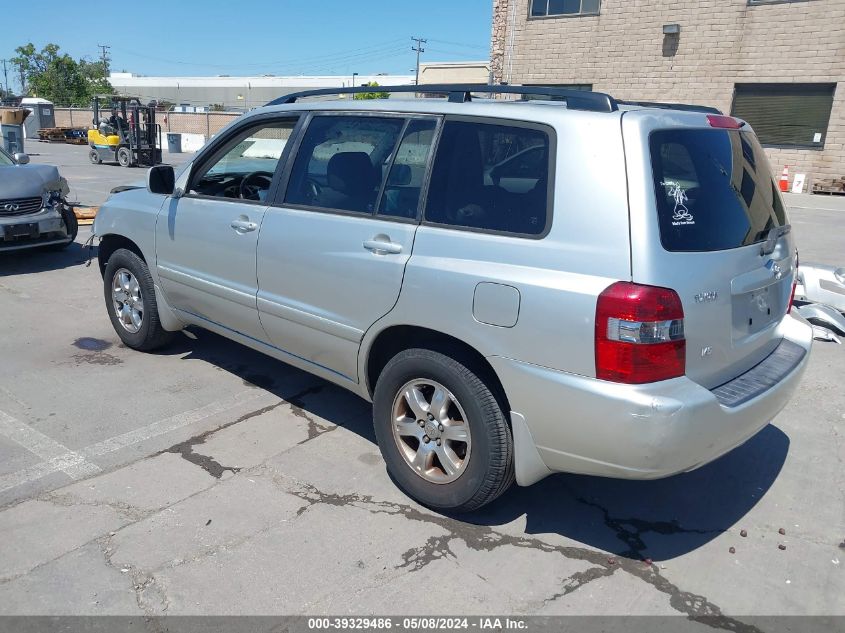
[231,219,258,233]
[363,239,402,255]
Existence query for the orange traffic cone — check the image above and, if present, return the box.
[779,166,790,192]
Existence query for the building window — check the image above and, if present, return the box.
[731,83,836,148]
[530,0,600,18]
[748,0,813,5]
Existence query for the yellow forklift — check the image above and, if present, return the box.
[87,96,162,167]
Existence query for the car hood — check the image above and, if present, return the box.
[0,164,69,199]
[110,178,146,195]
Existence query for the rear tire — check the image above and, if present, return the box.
[373,348,514,513]
[89,149,102,165]
[103,248,174,351]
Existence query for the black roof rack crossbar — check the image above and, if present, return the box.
[616,100,722,115]
[266,84,619,113]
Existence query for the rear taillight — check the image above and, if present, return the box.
[706,114,744,129]
[595,282,686,384]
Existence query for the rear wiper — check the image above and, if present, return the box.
[760,224,791,256]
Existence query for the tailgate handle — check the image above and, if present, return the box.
[760,224,791,256]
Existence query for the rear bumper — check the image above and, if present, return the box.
[490,313,813,481]
[0,207,72,251]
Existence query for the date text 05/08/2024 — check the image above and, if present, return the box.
[307,617,528,630]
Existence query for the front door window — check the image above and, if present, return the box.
[189,121,296,202]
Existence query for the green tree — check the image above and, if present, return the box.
[10,43,112,106]
[353,81,390,100]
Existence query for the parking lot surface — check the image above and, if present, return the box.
[0,142,843,624]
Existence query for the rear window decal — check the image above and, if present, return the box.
[662,180,695,226]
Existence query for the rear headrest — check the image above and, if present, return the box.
[387,163,412,186]
[448,126,483,188]
[327,152,377,196]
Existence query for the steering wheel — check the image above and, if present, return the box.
[239,171,274,201]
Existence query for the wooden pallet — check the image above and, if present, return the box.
[37,127,87,144]
[812,177,845,196]
[72,205,98,224]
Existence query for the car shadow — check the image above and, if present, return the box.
[0,241,96,276]
[169,328,788,563]
[468,424,788,561]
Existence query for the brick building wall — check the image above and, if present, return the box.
[491,0,845,187]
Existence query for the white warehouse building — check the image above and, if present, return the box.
[107,73,416,110]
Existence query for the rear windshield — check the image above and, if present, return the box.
[650,129,787,252]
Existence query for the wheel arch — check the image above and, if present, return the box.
[99,235,184,333]
[97,234,146,277]
[364,325,511,415]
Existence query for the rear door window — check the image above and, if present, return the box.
[424,120,551,236]
[650,129,787,252]
[284,115,405,214]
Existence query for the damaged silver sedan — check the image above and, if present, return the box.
[0,146,77,252]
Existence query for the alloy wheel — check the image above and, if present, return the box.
[391,379,472,484]
[111,268,144,333]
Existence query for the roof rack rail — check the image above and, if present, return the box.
[266,84,619,113]
[616,100,722,115]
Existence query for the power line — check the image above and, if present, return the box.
[426,47,489,59]
[411,36,427,86]
[109,39,407,73]
[298,46,409,75]
[428,38,488,51]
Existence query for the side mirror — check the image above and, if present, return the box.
[147,164,175,195]
[489,166,501,186]
[13,153,30,165]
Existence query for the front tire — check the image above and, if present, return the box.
[373,348,514,512]
[117,147,132,168]
[103,248,173,351]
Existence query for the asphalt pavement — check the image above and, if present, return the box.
[0,141,842,625]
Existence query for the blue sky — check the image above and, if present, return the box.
[2,0,492,85]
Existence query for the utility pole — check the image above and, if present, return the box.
[97,44,111,76]
[411,36,426,86]
[0,59,9,97]
[15,60,25,96]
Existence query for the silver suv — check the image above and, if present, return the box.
[93,85,812,512]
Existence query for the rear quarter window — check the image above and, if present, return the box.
[650,129,787,252]
[424,119,552,237]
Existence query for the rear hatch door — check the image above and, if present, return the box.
[622,111,795,389]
